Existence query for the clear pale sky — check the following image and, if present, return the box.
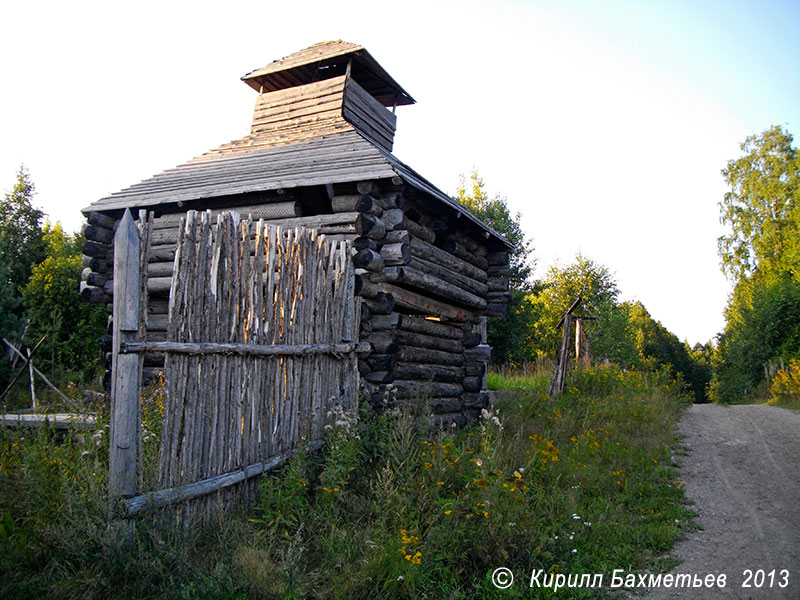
[2,0,799,345]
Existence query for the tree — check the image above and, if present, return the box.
[22,224,107,378]
[622,300,709,400]
[456,169,534,289]
[535,255,639,366]
[0,167,46,292]
[712,126,800,402]
[710,275,800,403]
[0,167,46,386]
[718,125,800,282]
[456,169,537,364]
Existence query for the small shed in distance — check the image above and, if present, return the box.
[80,40,513,426]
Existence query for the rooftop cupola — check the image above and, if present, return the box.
[238,41,414,153]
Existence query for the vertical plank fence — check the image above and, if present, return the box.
[109,209,362,529]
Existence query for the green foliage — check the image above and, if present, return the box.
[768,358,800,409]
[531,254,638,367]
[0,167,47,386]
[486,288,545,365]
[710,275,800,403]
[456,169,537,365]
[718,125,800,282]
[21,224,106,379]
[713,126,800,403]
[0,369,691,599]
[456,169,534,289]
[622,301,709,401]
[0,167,46,293]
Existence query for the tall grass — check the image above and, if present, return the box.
[0,363,692,599]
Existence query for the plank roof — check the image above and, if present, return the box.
[82,131,511,249]
[82,41,510,249]
[241,40,414,107]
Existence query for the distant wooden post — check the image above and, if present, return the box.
[549,297,582,398]
[574,316,595,365]
[109,209,142,541]
[27,348,36,410]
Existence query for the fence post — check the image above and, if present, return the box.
[109,208,142,541]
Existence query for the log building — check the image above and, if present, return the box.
[80,40,512,426]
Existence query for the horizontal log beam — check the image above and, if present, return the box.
[381,283,475,322]
[123,440,324,517]
[392,329,463,354]
[409,237,487,283]
[440,239,489,271]
[120,341,370,357]
[381,266,487,310]
[396,346,464,367]
[397,314,463,339]
[331,194,382,216]
[381,209,435,244]
[464,344,492,363]
[87,211,116,230]
[393,362,465,383]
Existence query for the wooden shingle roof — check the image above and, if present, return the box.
[241,40,414,107]
[81,131,511,249]
[82,41,510,249]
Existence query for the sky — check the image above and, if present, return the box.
[1,0,799,345]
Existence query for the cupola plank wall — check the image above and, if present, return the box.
[80,40,512,426]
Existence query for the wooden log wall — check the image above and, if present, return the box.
[81,176,511,425]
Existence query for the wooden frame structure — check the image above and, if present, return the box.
[109,208,362,530]
[80,40,513,425]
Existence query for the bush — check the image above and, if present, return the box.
[768,358,800,409]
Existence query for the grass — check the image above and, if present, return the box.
[0,363,693,599]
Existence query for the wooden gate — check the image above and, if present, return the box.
[108,209,361,530]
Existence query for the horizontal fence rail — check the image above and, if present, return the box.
[109,208,360,530]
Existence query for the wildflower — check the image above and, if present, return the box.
[572,549,577,554]
[444,510,452,515]
[572,514,581,520]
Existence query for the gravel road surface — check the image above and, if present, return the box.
[644,403,800,599]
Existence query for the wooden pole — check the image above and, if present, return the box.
[2,338,70,404]
[0,336,47,405]
[549,297,582,398]
[27,348,36,411]
[109,209,142,542]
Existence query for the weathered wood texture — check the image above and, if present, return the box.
[86,175,511,430]
[110,210,360,525]
[109,209,143,530]
[154,211,359,522]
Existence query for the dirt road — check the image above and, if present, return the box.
[645,403,800,599]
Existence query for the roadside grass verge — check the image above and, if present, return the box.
[0,363,692,599]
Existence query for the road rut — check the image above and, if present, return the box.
[645,403,800,599]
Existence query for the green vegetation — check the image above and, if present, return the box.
[0,364,691,599]
[457,174,711,401]
[712,125,800,404]
[4,118,799,598]
[0,167,105,407]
